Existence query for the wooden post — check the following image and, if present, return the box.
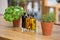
[42,0,49,15]
[54,7,59,23]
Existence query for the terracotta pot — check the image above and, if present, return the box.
[41,22,54,36]
[13,19,20,28]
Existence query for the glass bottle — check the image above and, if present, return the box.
[22,12,27,28]
[25,14,31,31]
[30,14,36,32]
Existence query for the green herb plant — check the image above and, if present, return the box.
[4,6,24,22]
[42,12,55,22]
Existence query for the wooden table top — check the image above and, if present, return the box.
[0,16,60,40]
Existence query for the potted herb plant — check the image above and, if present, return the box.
[4,6,24,27]
[41,12,55,36]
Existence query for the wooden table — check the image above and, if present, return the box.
[0,16,60,40]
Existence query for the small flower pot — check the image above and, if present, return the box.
[41,22,54,36]
[13,19,20,28]
[13,17,22,28]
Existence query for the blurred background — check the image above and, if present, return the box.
[0,0,60,21]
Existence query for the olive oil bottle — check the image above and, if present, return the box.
[25,14,31,30]
[30,15,36,32]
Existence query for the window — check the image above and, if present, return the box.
[48,0,57,5]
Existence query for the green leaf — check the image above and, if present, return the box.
[9,17,14,22]
[14,15,20,20]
